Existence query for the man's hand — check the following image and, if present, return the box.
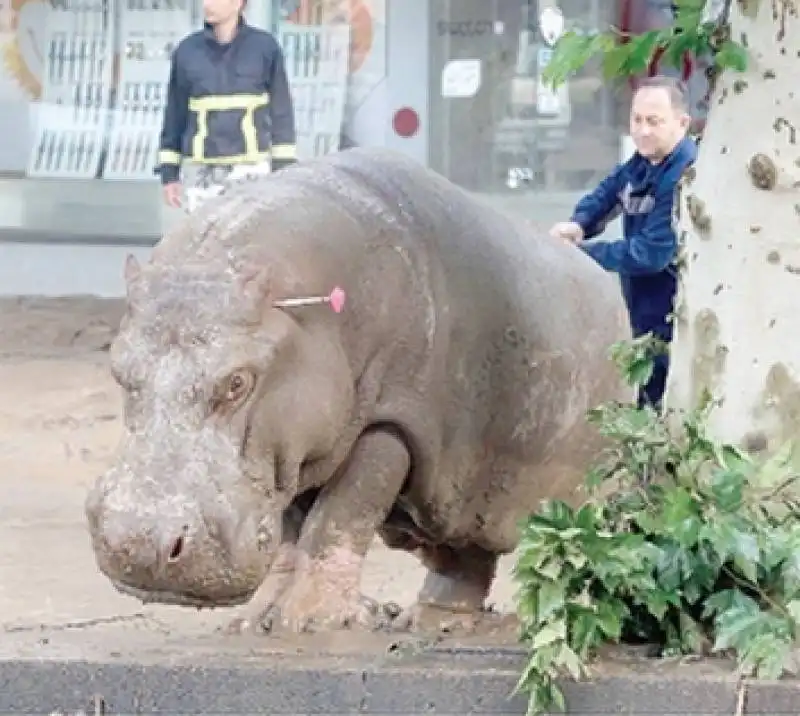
[549,221,584,244]
[163,182,182,208]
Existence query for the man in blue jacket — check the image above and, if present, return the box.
[550,75,697,409]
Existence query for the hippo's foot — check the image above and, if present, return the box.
[252,547,391,634]
[259,591,390,634]
[389,542,515,636]
[389,602,518,636]
[223,543,298,635]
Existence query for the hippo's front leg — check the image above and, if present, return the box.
[224,505,304,634]
[260,427,409,633]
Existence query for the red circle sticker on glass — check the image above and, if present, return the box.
[392,107,420,138]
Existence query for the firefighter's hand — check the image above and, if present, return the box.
[163,182,182,208]
[549,221,584,244]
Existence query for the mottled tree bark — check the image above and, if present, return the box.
[665,0,800,453]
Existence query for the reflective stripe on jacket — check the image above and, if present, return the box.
[156,18,297,183]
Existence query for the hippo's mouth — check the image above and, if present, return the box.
[111,580,255,609]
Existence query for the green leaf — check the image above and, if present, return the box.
[625,30,666,75]
[531,619,567,650]
[540,31,600,89]
[536,581,567,624]
[536,557,565,581]
[739,634,792,680]
[574,503,600,530]
[655,540,694,592]
[730,531,761,583]
[569,610,604,657]
[556,643,588,680]
[547,682,567,714]
[683,562,717,605]
[710,467,745,511]
[786,599,800,628]
[717,444,752,473]
[540,500,576,529]
[700,517,740,564]
[601,44,632,79]
[712,594,768,652]
[643,589,678,621]
[715,40,748,72]
[663,29,706,69]
[660,488,703,547]
[780,551,800,596]
[626,357,654,388]
[595,600,625,640]
[702,588,741,620]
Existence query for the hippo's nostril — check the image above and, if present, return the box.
[168,535,184,563]
[166,526,189,564]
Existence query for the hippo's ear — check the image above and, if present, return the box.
[124,253,142,285]
[123,254,144,309]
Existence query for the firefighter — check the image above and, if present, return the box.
[155,0,297,212]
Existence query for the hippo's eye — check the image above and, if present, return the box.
[227,374,245,399]
[219,370,255,406]
[210,369,256,414]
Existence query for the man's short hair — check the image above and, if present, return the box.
[635,75,688,112]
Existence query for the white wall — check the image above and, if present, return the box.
[0,242,152,297]
[380,0,428,163]
[341,0,428,164]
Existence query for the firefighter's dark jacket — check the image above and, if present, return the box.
[156,18,296,184]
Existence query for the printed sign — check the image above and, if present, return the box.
[441,58,481,99]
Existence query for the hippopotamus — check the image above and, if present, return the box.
[84,146,631,634]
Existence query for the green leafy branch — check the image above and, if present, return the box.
[608,332,668,390]
[542,0,747,90]
[512,335,800,716]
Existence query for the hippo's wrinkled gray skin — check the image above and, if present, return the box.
[85,146,631,635]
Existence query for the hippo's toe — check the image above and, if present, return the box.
[253,593,391,634]
[388,602,519,637]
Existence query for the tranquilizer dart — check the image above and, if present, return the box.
[273,286,346,313]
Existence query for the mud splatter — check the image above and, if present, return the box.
[690,309,727,406]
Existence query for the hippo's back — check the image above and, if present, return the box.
[322,145,625,325]
[319,146,629,394]
[313,148,631,547]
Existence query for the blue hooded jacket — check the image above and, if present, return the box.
[570,135,697,343]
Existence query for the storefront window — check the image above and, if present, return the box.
[426,0,622,223]
[423,0,713,222]
[279,0,388,157]
[0,0,707,245]
[0,0,274,243]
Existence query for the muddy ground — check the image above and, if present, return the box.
[0,297,520,639]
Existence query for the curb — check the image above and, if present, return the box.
[2,643,798,714]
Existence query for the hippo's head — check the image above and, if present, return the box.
[85,254,354,608]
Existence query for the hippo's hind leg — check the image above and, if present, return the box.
[392,543,517,635]
[255,426,411,634]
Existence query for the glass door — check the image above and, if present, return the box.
[428,0,621,199]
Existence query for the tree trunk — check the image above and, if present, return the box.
[664,0,800,453]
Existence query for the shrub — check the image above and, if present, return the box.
[512,335,800,715]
